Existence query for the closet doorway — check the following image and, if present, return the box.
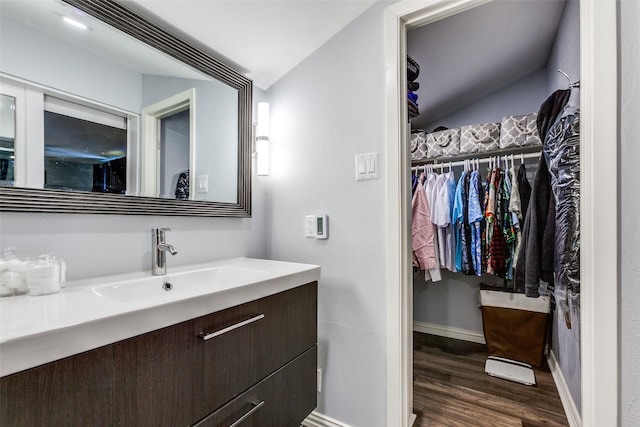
[383,1,618,427]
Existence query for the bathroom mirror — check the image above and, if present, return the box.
[0,0,252,216]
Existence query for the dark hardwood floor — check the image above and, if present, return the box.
[413,332,570,427]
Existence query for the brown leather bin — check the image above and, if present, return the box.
[480,290,550,368]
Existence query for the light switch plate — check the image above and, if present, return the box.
[355,152,379,181]
[197,175,208,193]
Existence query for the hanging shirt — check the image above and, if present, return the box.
[485,168,499,274]
[501,170,516,280]
[509,165,523,220]
[468,170,484,276]
[460,171,474,275]
[452,172,467,272]
[433,173,448,265]
[425,173,442,272]
[481,168,492,273]
[442,171,457,272]
[517,163,532,223]
[489,169,507,277]
[509,166,523,273]
[412,173,437,271]
[433,171,457,272]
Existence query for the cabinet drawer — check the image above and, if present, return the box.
[191,282,317,420]
[193,345,317,427]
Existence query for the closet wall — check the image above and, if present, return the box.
[409,0,581,412]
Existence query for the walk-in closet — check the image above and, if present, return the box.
[406,1,580,425]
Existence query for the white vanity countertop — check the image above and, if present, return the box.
[0,257,320,377]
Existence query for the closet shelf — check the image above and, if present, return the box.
[411,145,542,167]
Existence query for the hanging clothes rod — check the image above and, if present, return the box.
[558,69,580,89]
[411,151,541,171]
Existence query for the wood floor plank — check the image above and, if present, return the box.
[415,375,569,426]
[413,333,569,427]
[415,382,523,427]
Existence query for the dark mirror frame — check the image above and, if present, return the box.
[0,0,252,217]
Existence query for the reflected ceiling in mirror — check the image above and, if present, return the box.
[0,0,252,217]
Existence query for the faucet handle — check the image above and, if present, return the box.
[153,227,173,234]
[152,227,173,241]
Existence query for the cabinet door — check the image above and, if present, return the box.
[0,344,117,425]
[256,281,318,376]
[193,346,317,427]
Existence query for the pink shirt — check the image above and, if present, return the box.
[412,173,437,271]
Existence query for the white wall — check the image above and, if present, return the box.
[159,110,190,198]
[264,3,388,425]
[620,1,640,425]
[423,68,548,131]
[546,0,580,95]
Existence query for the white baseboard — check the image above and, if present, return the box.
[302,411,352,427]
[413,320,486,344]
[547,351,582,427]
[410,413,417,425]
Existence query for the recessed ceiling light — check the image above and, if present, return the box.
[62,16,88,30]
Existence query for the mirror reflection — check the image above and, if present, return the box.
[0,94,15,185]
[0,0,239,203]
[44,99,128,193]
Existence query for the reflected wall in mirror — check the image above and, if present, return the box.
[0,0,252,216]
[0,94,16,185]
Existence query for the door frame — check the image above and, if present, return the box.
[141,88,195,198]
[384,1,619,426]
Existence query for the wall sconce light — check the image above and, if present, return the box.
[256,102,270,176]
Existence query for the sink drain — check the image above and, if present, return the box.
[162,282,173,291]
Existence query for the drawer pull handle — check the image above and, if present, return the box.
[229,399,265,427]
[198,314,265,341]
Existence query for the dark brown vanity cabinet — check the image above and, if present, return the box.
[0,282,318,426]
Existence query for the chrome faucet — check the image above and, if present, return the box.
[152,228,177,275]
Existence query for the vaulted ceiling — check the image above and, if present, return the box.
[407,0,567,129]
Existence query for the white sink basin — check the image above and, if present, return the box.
[91,266,269,303]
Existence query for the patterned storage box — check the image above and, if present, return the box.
[411,131,427,161]
[499,113,542,148]
[460,122,501,154]
[426,128,460,158]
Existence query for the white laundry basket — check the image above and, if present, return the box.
[480,290,550,368]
